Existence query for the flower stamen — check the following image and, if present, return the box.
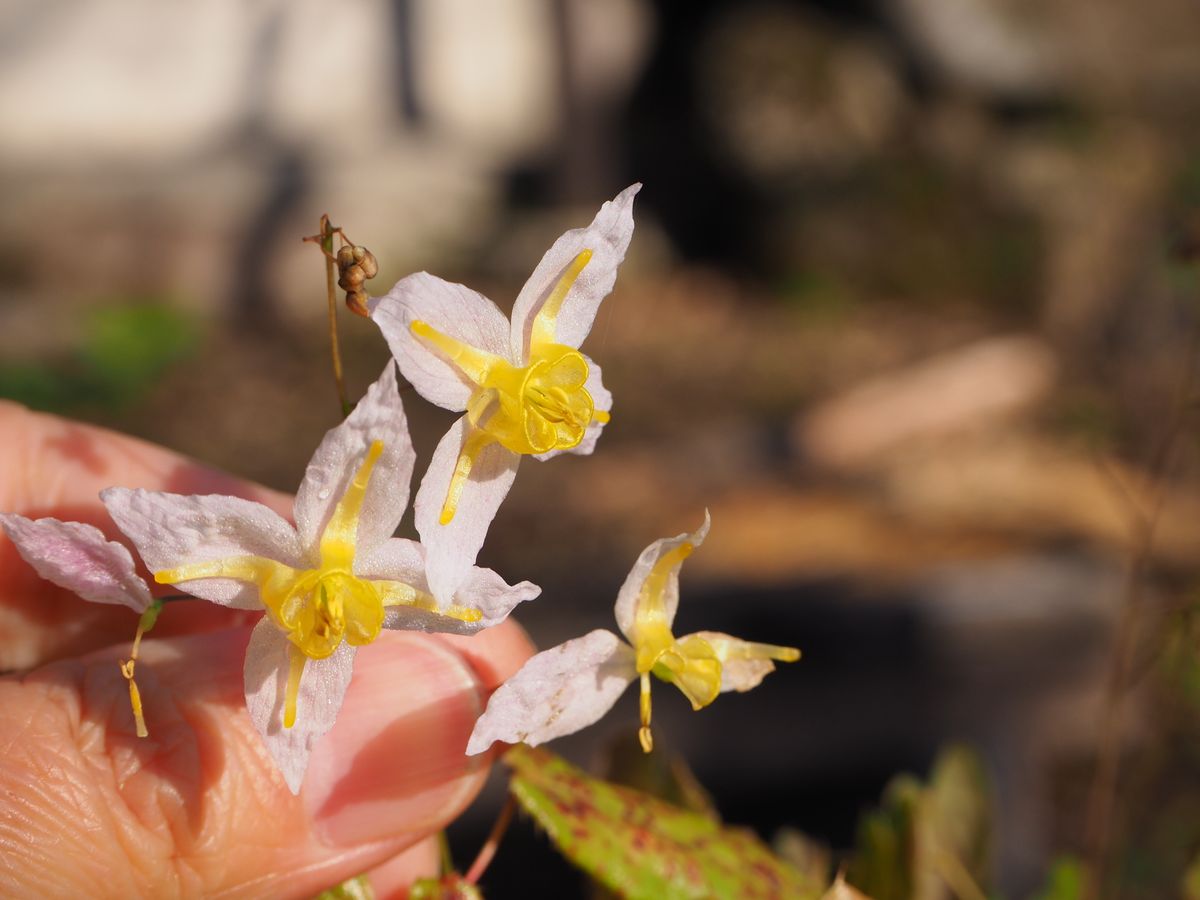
[638,672,654,753]
[438,427,495,525]
[119,600,162,738]
[530,249,593,350]
[152,437,495,717]
[284,646,305,729]
[411,317,606,523]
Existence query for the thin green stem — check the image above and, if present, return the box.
[319,215,351,418]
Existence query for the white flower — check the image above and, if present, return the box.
[466,513,799,756]
[370,184,639,605]
[0,514,153,612]
[100,363,539,792]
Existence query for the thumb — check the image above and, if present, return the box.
[0,625,494,898]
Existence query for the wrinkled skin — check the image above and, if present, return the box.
[0,401,532,898]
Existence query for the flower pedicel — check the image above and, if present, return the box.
[466,512,799,755]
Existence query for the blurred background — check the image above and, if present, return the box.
[3,0,1200,896]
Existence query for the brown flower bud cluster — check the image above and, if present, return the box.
[336,243,379,316]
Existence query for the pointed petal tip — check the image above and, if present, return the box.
[464,732,492,757]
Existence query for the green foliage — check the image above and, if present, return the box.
[1185,851,1200,900]
[408,875,483,900]
[1032,857,1084,900]
[848,746,991,900]
[313,874,374,900]
[598,732,718,818]
[0,300,197,412]
[505,745,823,900]
[81,304,197,398]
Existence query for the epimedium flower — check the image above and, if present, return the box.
[369,184,639,605]
[100,363,540,792]
[465,512,799,756]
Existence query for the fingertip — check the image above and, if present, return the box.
[303,631,488,847]
[365,839,441,899]
[431,619,535,692]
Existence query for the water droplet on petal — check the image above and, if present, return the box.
[317,488,332,501]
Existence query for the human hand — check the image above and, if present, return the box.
[0,401,533,898]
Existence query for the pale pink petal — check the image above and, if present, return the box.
[510,184,640,361]
[466,629,637,754]
[686,631,781,693]
[613,511,711,642]
[370,273,513,411]
[243,618,356,794]
[357,537,540,633]
[102,488,303,610]
[413,417,520,606]
[533,355,612,461]
[294,362,415,556]
[0,514,152,612]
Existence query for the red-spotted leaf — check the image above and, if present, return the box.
[505,745,822,900]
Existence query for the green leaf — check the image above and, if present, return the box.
[1184,851,1200,900]
[505,745,822,900]
[408,875,483,900]
[81,303,197,400]
[598,731,718,818]
[849,777,921,900]
[1032,856,1084,900]
[312,874,374,900]
[848,746,991,900]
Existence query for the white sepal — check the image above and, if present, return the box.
[466,629,637,755]
[294,362,415,555]
[242,619,356,794]
[613,511,711,642]
[0,514,153,612]
[510,184,640,360]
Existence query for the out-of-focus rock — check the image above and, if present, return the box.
[882,432,1200,570]
[796,335,1057,471]
[890,0,1059,99]
[697,5,905,180]
[890,0,1200,107]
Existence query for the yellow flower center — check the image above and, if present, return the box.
[628,539,800,753]
[155,441,481,728]
[410,249,611,524]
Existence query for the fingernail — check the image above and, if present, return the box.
[304,632,485,847]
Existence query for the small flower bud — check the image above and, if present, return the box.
[355,248,379,279]
[338,265,366,290]
[346,288,370,317]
